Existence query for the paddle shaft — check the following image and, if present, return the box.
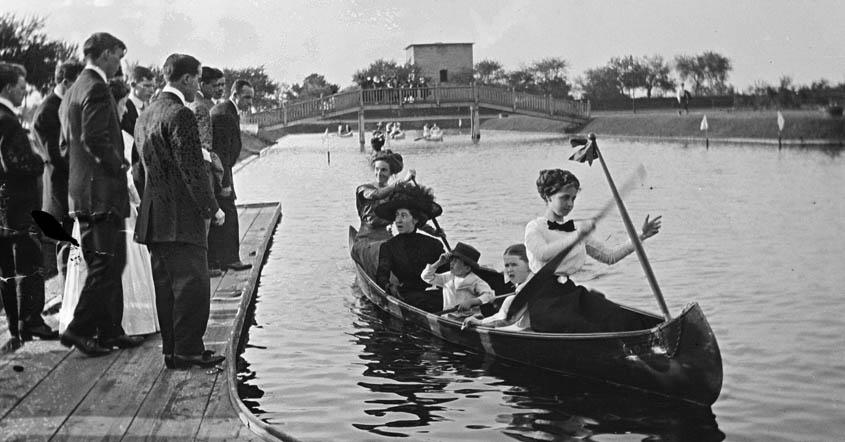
[595,146,671,320]
[436,291,515,316]
[409,177,451,250]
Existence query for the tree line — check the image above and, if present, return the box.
[4,12,843,112]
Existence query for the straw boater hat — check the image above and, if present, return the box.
[374,181,443,224]
[450,242,481,271]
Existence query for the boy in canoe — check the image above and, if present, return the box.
[421,242,495,318]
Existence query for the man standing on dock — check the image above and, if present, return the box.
[59,33,141,356]
[0,62,56,344]
[134,53,225,369]
[210,79,254,271]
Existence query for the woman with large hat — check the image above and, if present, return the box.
[352,150,413,275]
[372,182,447,312]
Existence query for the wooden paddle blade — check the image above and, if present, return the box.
[30,210,78,247]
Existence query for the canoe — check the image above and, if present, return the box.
[338,131,354,138]
[390,130,405,140]
[426,132,443,142]
[348,226,723,406]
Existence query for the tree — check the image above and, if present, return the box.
[287,73,339,100]
[675,51,731,95]
[528,57,572,98]
[352,59,422,87]
[609,55,648,98]
[222,65,280,111]
[642,55,675,98]
[474,59,505,84]
[577,65,626,100]
[0,14,78,90]
[505,68,536,93]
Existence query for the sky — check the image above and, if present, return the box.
[2,0,843,93]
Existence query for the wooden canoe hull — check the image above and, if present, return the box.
[348,226,722,406]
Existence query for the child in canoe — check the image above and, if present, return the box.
[421,242,495,318]
[462,243,534,331]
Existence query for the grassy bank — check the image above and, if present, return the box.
[480,110,845,143]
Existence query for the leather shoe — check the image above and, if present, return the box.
[101,334,144,349]
[21,323,59,341]
[172,350,225,369]
[223,261,252,271]
[60,330,112,356]
[208,267,223,277]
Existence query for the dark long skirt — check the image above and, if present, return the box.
[528,278,654,333]
[351,223,391,277]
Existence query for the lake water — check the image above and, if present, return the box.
[233,131,845,441]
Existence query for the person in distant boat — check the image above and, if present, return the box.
[421,242,495,319]
[373,183,447,312]
[371,122,385,152]
[463,243,533,330]
[422,123,431,139]
[521,169,662,333]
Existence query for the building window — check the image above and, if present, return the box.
[439,69,448,83]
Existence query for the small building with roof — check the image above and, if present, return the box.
[405,42,474,85]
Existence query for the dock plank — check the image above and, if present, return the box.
[0,202,281,441]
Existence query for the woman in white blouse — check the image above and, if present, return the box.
[523,169,661,333]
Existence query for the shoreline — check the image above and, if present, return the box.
[480,112,845,146]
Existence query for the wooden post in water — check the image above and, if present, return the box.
[470,106,481,143]
[358,90,366,152]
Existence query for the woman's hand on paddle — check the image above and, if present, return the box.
[457,298,481,312]
[640,214,662,240]
[403,169,417,183]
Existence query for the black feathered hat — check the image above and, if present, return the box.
[374,181,443,224]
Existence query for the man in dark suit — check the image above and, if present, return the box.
[0,62,56,343]
[120,65,155,197]
[210,79,254,271]
[32,60,84,284]
[58,32,142,356]
[134,53,225,369]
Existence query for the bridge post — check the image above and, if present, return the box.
[512,87,517,112]
[435,83,440,106]
[282,102,287,126]
[358,90,366,152]
[547,94,552,115]
[470,105,480,144]
[320,93,325,118]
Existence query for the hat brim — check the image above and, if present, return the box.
[450,251,480,271]
[374,199,443,222]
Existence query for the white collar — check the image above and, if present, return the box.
[84,64,108,83]
[0,97,18,114]
[162,85,186,106]
[128,92,145,112]
[229,97,238,110]
[53,85,65,100]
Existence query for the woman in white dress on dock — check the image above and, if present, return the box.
[58,79,159,336]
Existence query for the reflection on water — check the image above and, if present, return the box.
[349,296,724,441]
[234,131,845,441]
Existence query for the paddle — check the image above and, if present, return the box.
[30,210,79,247]
[505,165,646,321]
[435,291,515,316]
[413,136,426,141]
[571,134,671,321]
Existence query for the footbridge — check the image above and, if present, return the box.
[242,84,591,148]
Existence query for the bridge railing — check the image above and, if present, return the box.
[244,84,590,128]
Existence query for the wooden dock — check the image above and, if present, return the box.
[0,202,283,441]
